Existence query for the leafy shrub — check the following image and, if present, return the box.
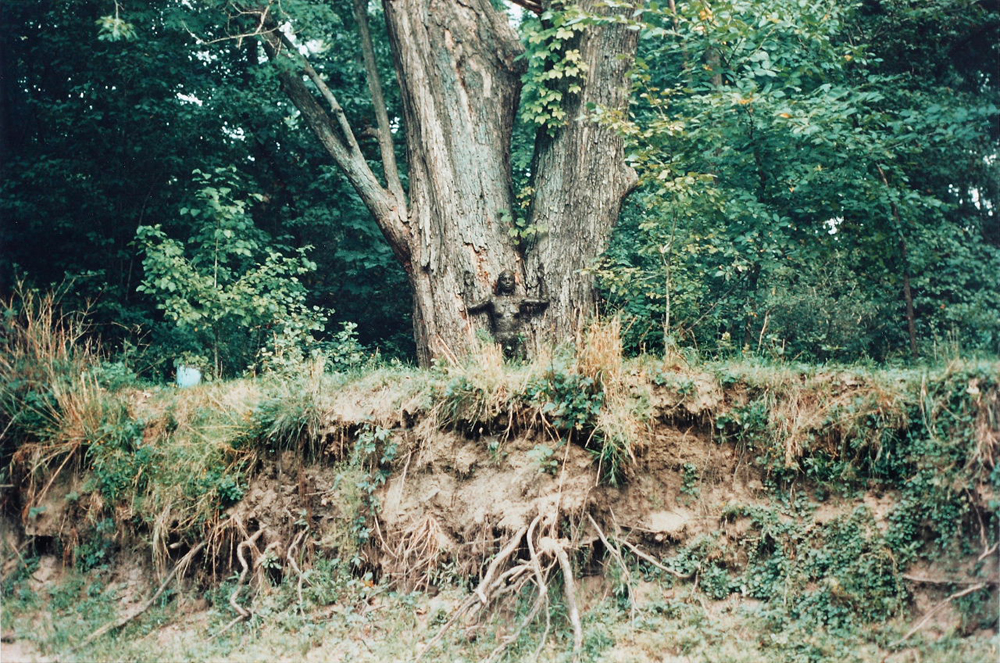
[87,407,150,503]
[527,443,560,475]
[680,463,700,497]
[881,366,999,561]
[135,167,328,377]
[528,369,604,432]
[720,505,909,631]
[75,518,118,571]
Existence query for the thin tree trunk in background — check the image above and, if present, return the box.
[901,241,918,355]
[877,165,919,356]
[706,47,723,88]
[0,20,12,168]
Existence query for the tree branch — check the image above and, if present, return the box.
[270,30,363,157]
[507,0,544,15]
[247,17,411,263]
[353,0,406,212]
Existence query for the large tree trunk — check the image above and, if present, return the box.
[524,0,640,344]
[382,0,526,365]
[260,0,640,364]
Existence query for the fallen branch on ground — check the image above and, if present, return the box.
[892,583,988,646]
[78,542,206,649]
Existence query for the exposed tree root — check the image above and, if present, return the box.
[486,588,547,663]
[587,513,635,612]
[544,537,583,657]
[417,512,589,663]
[618,537,693,579]
[219,527,265,624]
[286,527,309,613]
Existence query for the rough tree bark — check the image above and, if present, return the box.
[381,0,526,365]
[252,0,639,364]
[523,0,640,344]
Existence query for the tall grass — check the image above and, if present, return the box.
[0,285,102,448]
[0,285,114,517]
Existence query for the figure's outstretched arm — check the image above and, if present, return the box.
[464,270,491,313]
[519,297,549,311]
[467,298,493,314]
[520,270,549,312]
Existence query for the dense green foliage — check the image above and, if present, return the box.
[1,0,997,370]
[0,0,412,376]
[135,167,328,375]
[598,0,999,360]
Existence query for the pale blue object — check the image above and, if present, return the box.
[176,365,202,388]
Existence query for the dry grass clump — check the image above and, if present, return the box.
[0,285,102,446]
[433,340,540,434]
[969,376,999,473]
[419,319,648,485]
[324,363,429,430]
[577,316,625,392]
[0,284,98,380]
[577,317,645,482]
[0,285,117,527]
[768,375,908,468]
[712,361,911,469]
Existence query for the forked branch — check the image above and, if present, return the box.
[233,3,411,261]
[353,0,406,211]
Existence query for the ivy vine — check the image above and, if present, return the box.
[520,4,590,135]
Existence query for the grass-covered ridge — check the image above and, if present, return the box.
[1,297,997,663]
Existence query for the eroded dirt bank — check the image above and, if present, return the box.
[2,359,998,662]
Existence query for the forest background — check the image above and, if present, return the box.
[1,0,998,376]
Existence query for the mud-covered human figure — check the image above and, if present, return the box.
[466,270,548,359]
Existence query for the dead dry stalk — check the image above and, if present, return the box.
[386,514,446,592]
[892,583,988,646]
